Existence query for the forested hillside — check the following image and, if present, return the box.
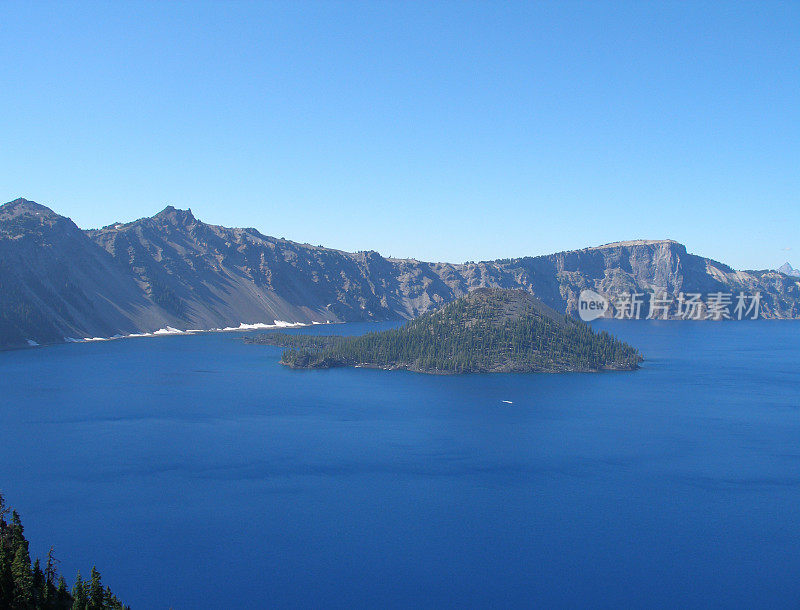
[0,493,128,609]
[249,288,642,374]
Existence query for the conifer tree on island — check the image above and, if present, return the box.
[248,288,643,374]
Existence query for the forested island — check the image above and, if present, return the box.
[2,198,798,352]
[247,288,642,374]
[0,493,128,609]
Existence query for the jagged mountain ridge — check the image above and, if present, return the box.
[1,197,799,348]
[0,199,166,345]
[778,262,800,278]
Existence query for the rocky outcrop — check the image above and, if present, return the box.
[778,262,800,278]
[1,198,799,349]
[0,199,165,346]
[503,241,800,318]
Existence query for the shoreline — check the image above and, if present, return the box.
[5,320,331,352]
[278,358,641,375]
[5,316,793,353]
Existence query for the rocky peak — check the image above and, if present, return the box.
[0,198,60,221]
[152,205,197,227]
[0,198,81,242]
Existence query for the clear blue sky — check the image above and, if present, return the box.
[1,1,797,269]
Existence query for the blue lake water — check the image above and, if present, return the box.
[1,321,800,608]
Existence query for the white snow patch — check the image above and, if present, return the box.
[273,320,305,328]
[62,320,317,346]
[221,322,274,332]
[221,321,306,332]
[153,327,184,335]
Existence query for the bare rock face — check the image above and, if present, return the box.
[2,197,799,349]
[778,262,800,278]
[494,241,800,318]
[0,199,165,346]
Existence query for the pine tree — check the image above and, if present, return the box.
[44,546,59,604]
[57,575,71,609]
[88,566,104,609]
[1,494,127,609]
[72,571,87,610]
[10,510,25,550]
[32,557,45,606]
[0,494,8,522]
[0,540,12,607]
[11,542,34,607]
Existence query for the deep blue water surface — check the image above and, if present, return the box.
[2,321,800,608]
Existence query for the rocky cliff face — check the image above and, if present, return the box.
[1,198,799,348]
[0,199,163,346]
[778,262,800,278]
[86,206,469,326]
[530,240,800,318]
[494,240,797,317]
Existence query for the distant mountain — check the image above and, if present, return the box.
[2,197,799,349]
[778,262,800,278]
[0,199,160,347]
[503,240,800,319]
[248,288,642,374]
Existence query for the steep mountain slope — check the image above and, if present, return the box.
[1,197,799,349]
[85,205,466,325]
[0,199,177,346]
[495,240,800,318]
